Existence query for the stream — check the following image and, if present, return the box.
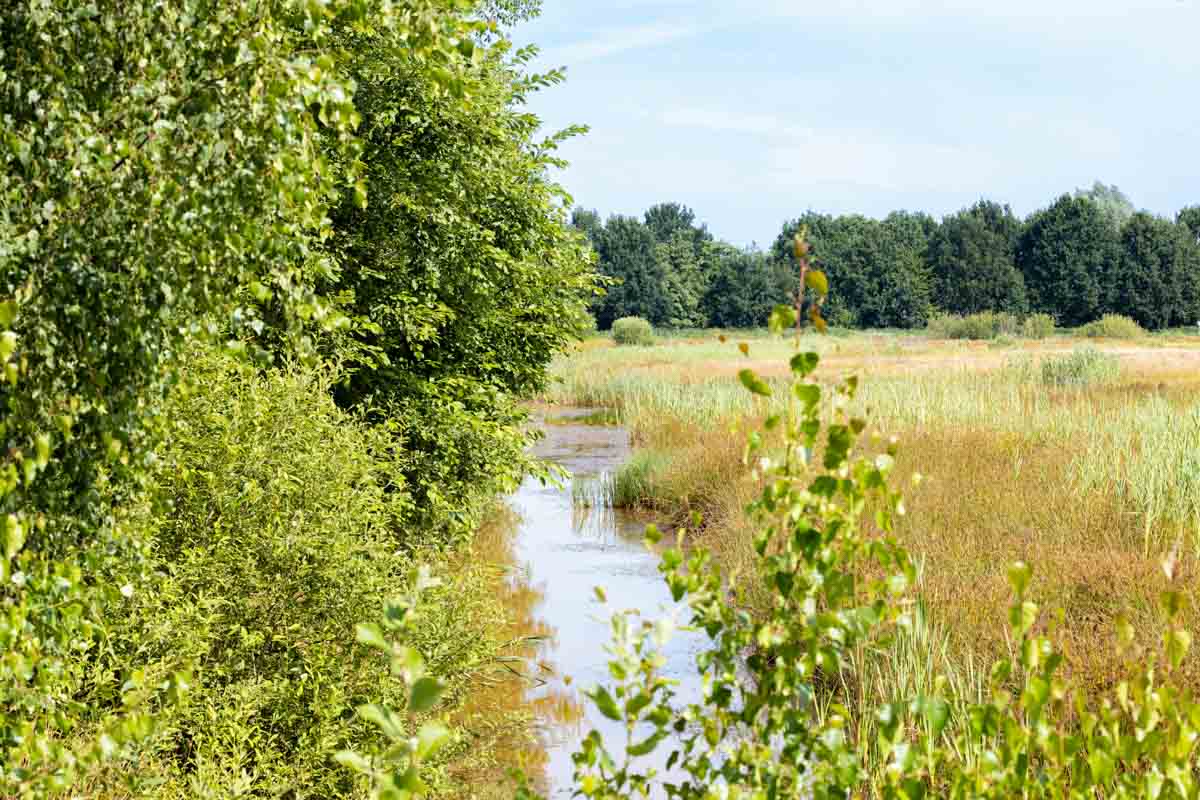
[503,410,705,796]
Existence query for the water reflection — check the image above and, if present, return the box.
[478,411,705,797]
[451,507,583,798]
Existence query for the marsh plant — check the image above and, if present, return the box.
[558,314,1200,797]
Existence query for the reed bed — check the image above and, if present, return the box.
[547,330,1200,716]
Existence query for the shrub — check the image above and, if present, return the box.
[612,316,655,346]
[926,311,1019,339]
[1040,346,1121,387]
[1021,312,1056,339]
[92,348,414,795]
[1081,313,1146,338]
[87,348,514,796]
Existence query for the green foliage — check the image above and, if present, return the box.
[1039,347,1121,387]
[588,216,664,328]
[324,32,596,542]
[1080,313,1147,338]
[337,568,452,799]
[0,0,592,793]
[1021,312,1057,339]
[700,245,781,329]
[656,230,707,328]
[91,347,413,795]
[1111,213,1200,330]
[0,0,391,785]
[771,212,934,329]
[1018,195,1119,326]
[926,311,1019,340]
[928,200,1027,315]
[1074,180,1136,229]
[612,317,655,346]
[1179,206,1200,244]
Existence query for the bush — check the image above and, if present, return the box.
[612,316,655,346]
[1021,312,1056,339]
[85,348,514,796]
[926,311,1019,339]
[1081,313,1146,338]
[1040,346,1122,387]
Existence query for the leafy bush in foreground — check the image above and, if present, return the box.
[612,316,655,346]
[93,348,415,796]
[1081,313,1147,338]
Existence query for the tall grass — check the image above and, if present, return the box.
[545,331,1200,703]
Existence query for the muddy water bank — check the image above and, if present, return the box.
[501,409,704,796]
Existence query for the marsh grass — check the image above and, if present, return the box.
[545,330,1200,716]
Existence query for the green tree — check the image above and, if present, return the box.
[571,207,605,247]
[1074,180,1136,229]
[771,212,933,328]
[592,216,664,328]
[1017,195,1119,326]
[0,0,458,789]
[1113,213,1199,329]
[701,246,779,328]
[928,200,1027,315]
[643,202,699,243]
[656,229,707,328]
[322,26,596,538]
[1178,206,1200,244]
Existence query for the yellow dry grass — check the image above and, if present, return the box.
[545,329,1200,700]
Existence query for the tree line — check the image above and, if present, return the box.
[575,183,1200,332]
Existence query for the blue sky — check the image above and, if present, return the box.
[514,1,1200,247]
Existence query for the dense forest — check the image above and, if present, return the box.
[576,184,1200,331]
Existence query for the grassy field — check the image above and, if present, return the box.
[542,327,1200,725]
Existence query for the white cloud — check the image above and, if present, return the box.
[656,106,1001,190]
[539,21,715,65]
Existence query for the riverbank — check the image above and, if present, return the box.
[542,330,1200,719]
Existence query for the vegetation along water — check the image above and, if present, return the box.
[5,0,1200,797]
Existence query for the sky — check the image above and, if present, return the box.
[513,1,1200,248]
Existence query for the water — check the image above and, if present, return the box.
[505,410,704,796]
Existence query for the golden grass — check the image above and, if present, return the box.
[545,330,1200,706]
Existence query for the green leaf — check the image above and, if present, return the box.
[409,677,445,713]
[587,686,623,721]
[4,515,24,561]
[792,382,820,411]
[626,730,667,757]
[1168,628,1192,669]
[0,331,16,362]
[356,622,390,651]
[334,750,372,775]
[805,270,829,296]
[789,352,819,376]
[768,304,797,334]
[738,369,772,397]
[415,721,450,760]
[358,704,405,741]
[1007,562,1032,596]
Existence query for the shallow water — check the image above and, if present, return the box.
[505,410,704,796]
